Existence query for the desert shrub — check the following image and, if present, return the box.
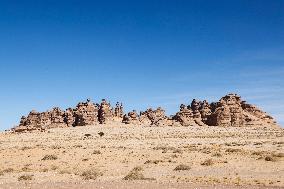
[73,144,83,148]
[42,154,58,161]
[51,145,61,149]
[41,168,49,172]
[81,169,102,180]
[153,146,176,153]
[144,160,163,164]
[273,153,284,158]
[98,132,104,137]
[173,149,182,154]
[18,174,33,181]
[2,168,14,173]
[265,156,275,162]
[251,151,264,156]
[225,148,242,153]
[201,159,214,166]
[21,146,32,151]
[212,152,222,157]
[174,164,191,171]
[22,166,32,172]
[123,167,155,181]
[84,133,92,137]
[50,165,59,170]
[92,150,101,155]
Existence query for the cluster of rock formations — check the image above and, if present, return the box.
[12,93,279,132]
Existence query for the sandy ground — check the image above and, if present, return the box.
[0,124,283,189]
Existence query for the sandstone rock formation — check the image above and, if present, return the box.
[241,101,277,126]
[74,99,99,126]
[12,93,280,132]
[207,94,244,127]
[64,108,75,127]
[173,104,195,126]
[122,110,139,124]
[139,107,169,126]
[98,99,113,124]
[173,93,279,128]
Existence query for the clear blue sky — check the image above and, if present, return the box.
[0,0,283,130]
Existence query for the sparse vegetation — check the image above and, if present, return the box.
[2,168,14,173]
[212,152,222,157]
[41,168,49,172]
[81,169,102,180]
[42,154,58,160]
[18,174,33,181]
[84,133,92,137]
[21,146,32,151]
[153,146,176,153]
[144,160,163,164]
[92,150,101,154]
[173,149,182,154]
[22,166,32,172]
[273,152,284,158]
[265,156,275,162]
[174,164,191,171]
[225,148,242,153]
[51,145,61,149]
[123,166,155,180]
[50,165,59,170]
[201,159,214,166]
[98,132,105,137]
[73,144,83,148]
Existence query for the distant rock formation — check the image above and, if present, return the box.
[139,107,169,126]
[98,99,113,124]
[12,93,279,132]
[74,99,99,126]
[122,110,139,124]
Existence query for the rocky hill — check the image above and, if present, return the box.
[12,93,279,132]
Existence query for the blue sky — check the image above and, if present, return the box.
[0,0,283,130]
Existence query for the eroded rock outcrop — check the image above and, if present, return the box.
[173,94,278,128]
[207,94,244,127]
[114,102,124,118]
[74,99,99,126]
[173,104,195,126]
[12,93,279,132]
[98,99,113,124]
[122,110,139,124]
[241,101,277,126]
[139,107,169,126]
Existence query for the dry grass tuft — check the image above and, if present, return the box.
[174,164,191,171]
[92,150,101,155]
[42,154,58,161]
[212,152,222,157]
[265,156,275,162]
[225,148,242,153]
[201,159,214,166]
[273,152,284,158]
[18,174,33,181]
[144,160,163,164]
[123,166,155,180]
[1,168,14,173]
[81,169,102,180]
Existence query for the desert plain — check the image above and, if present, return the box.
[0,123,283,189]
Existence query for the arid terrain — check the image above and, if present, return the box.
[0,123,283,189]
